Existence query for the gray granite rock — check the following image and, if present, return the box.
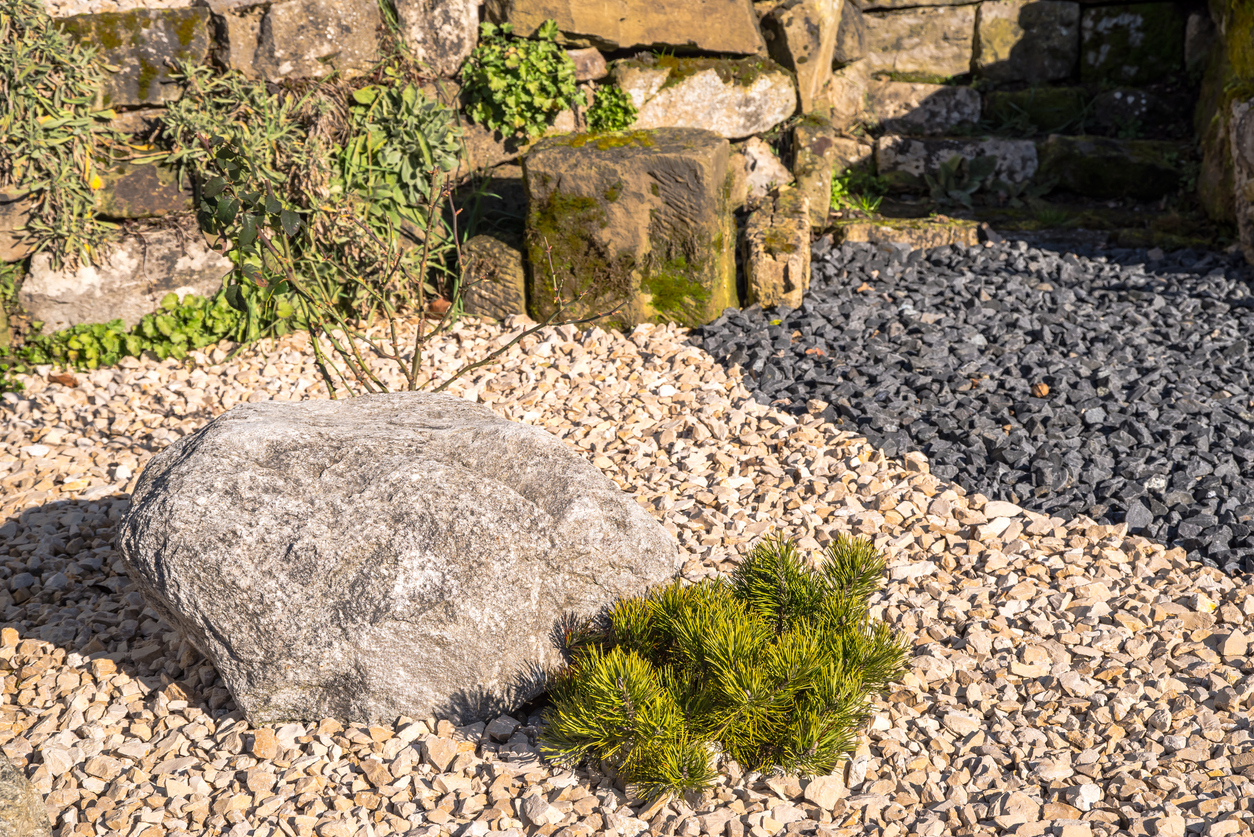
[393,0,480,77]
[119,393,681,726]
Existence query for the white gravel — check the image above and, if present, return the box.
[1,315,1252,837]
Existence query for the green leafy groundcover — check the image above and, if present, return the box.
[12,289,247,374]
[541,534,907,801]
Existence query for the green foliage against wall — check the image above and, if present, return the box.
[0,0,120,268]
[541,535,907,801]
[461,20,586,140]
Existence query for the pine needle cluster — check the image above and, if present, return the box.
[539,534,908,801]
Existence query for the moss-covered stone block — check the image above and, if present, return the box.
[1079,3,1185,85]
[983,87,1089,133]
[974,0,1079,84]
[94,158,193,220]
[1037,135,1185,200]
[56,7,210,108]
[744,189,811,309]
[522,128,736,330]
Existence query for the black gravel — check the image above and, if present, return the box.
[695,239,1254,575]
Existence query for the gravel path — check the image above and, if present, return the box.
[1,315,1253,837]
[697,240,1254,575]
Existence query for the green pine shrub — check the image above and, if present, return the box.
[540,534,908,801]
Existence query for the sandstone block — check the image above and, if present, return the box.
[815,59,870,130]
[56,7,211,107]
[1037,135,1183,200]
[974,0,1080,83]
[95,158,193,220]
[792,121,841,224]
[864,6,977,80]
[119,393,681,725]
[460,233,527,321]
[832,2,868,64]
[744,189,811,309]
[0,192,35,264]
[614,56,798,139]
[567,47,608,81]
[523,128,736,329]
[875,136,1038,190]
[1080,3,1185,85]
[20,224,231,334]
[762,0,844,113]
[393,0,478,77]
[865,80,980,134]
[208,0,381,81]
[485,0,767,55]
[832,216,980,248]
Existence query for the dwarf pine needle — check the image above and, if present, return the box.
[540,534,908,800]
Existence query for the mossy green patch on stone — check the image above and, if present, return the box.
[761,226,799,256]
[619,54,790,92]
[564,130,657,151]
[1037,135,1186,200]
[641,252,714,325]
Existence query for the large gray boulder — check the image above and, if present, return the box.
[119,393,681,725]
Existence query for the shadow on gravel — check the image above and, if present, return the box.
[1,495,239,763]
[693,237,1254,575]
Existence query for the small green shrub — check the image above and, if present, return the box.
[461,20,586,140]
[13,289,248,371]
[831,168,887,215]
[587,85,638,132]
[541,534,907,801]
[926,154,997,209]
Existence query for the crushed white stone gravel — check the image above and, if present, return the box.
[1,316,1252,837]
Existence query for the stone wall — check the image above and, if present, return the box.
[0,0,1239,340]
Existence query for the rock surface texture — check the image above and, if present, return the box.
[743,190,811,310]
[484,0,767,54]
[208,0,381,81]
[973,0,1080,83]
[460,233,528,321]
[875,136,1038,190]
[19,226,231,334]
[55,7,211,107]
[615,57,798,139]
[392,0,480,78]
[863,6,977,79]
[761,0,844,113]
[118,393,680,726]
[523,128,736,329]
[865,80,980,135]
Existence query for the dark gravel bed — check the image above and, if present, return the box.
[696,239,1254,574]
